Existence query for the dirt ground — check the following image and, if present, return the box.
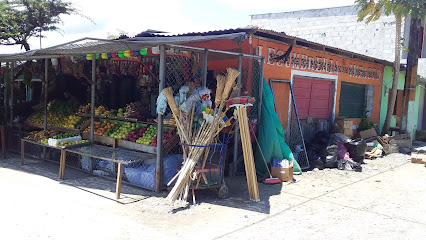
[1,150,425,240]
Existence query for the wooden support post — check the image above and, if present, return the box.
[116,163,123,199]
[21,139,24,165]
[89,157,93,173]
[59,149,67,180]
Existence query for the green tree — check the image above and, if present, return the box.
[355,0,426,135]
[107,29,128,39]
[0,0,85,51]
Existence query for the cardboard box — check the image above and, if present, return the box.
[332,117,345,134]
[271,167,293,182]
[343,120,353,137]
[359,128,377,139]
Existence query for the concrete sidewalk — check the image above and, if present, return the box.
[0,152,425,240]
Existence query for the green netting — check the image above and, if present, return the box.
[254,79,302,176]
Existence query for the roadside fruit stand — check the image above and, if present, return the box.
[1,34,264,196]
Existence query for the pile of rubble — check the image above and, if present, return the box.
[301,127,413,173]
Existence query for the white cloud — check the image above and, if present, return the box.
[0,0,357,54]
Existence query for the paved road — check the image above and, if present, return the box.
[0,153,425,240]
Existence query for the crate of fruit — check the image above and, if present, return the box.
[48,132,82,147]
[118,124,178,155]
[81,119,118,146]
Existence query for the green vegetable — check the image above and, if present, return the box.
[52,132,78,139]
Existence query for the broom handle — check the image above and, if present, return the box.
[249,123,273,178]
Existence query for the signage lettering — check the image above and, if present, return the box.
[260,45,381,80]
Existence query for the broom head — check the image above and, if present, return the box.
[221,68,240,101]
[264,177,281,184]
[226,96,256,107]
[215,75,226,106]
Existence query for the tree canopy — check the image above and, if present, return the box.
[0,0,82,51]
[355,0,426,23]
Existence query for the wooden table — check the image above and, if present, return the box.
[65,144,154,199]
[20,138,89,179]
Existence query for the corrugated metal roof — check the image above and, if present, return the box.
[0,33,248,61]
[0,27,394,66]
[129,28,393,66]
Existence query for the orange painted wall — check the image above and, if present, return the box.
[251,38,383,128]
[192,37,384,129]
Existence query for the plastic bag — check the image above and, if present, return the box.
[178,86,189,106]
[179,92,199,114]
[337,143,362,172]
[331,133,351,144]
[156,92,168,115]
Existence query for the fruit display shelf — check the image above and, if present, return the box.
[117,133,179,155]
[76,113,138,123]
[25,117,89,134]
[118,125,178,154]
[22,138,91,151]
[80,119,179,154]
[25,121,82,133]
[75,113,176,128]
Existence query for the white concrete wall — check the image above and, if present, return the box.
[417,86,425,130]
[251,5,404,62]
[418,58,426,79]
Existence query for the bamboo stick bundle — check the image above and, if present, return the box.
[237,107,252,199]
[243,106,259,200]
[166,121,211,201]
[165,68,241,205]
[237,105,260,202]
[167,116,220,204]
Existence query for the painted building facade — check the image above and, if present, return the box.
[251,6,426,138]
[186,29,391,139]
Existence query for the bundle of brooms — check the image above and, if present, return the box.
[164,68,240,205]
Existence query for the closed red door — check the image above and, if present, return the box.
[293,77,333,119]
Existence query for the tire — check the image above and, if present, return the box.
[218,185,229,199]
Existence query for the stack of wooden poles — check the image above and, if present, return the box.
[235,105,260,202]
[164,68,241,205]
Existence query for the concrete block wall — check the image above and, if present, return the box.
[251,6,404,62]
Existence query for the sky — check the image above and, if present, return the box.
[0,0,356,54]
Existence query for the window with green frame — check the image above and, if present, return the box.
[339,82,365,118]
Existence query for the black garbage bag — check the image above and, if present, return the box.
[310,131,331,152]
[325,145,338,168]
[306,148,324,170]
[344,139,367,164]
